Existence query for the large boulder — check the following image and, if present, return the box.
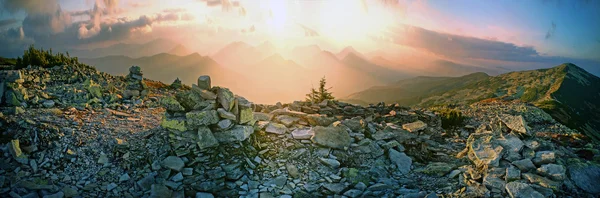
[500,114,528,134]
[213,125,254,143]
[568,162,600,194]
[197,75,211,90]
[197,127,219,149]
[505,182,544,198]
[216,87,234,111]
[466,131,503,167]
[389,149,412,174]
[311,126,352,149]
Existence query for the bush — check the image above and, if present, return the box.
[16,45,82,69]
[439,108,465,129]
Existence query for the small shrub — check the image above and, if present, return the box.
[439,108,466,129]
[306,76,335,103]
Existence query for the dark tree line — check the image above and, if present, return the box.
[15,45,82,69]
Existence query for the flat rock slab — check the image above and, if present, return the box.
[402,121,427,132]
[389,149,412,174]
[311,126,351,149]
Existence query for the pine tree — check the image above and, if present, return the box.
[306,76,335,103]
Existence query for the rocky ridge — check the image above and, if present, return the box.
[0,65,599,198]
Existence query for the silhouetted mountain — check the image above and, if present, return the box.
[167,44,192,56]
[211,41,267,68]
[336,46,367,60]
[69,38,179,58]
[341,52,412,83]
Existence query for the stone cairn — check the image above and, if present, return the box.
[0,70,27,108]
[122,66,148,99]
[170,77,182,89]
[161,75,255,153]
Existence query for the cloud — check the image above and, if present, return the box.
[200,0,240,12]
[163,8,186,13]
[0,0,60,14]
[0,26,34,57]
[545,21,556,40]
[129,2,151,8]
[0,18,18,28]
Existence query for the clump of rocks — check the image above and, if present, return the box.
[0,70,27,107]
[170,78,182,89]
[161,75,256,153]
[122,66,148,100]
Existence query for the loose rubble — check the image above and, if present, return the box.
[1,65,599,198]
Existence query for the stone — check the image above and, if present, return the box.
[506,165,521,182]
[367,183,391,191]
[389,149,411,174]
[500,114,528,134]
[171,172,184,182]
[466,132,503,167]
[119,173,130,182]
[505,182,544,198]
[161,97,185,112]
[291,128,313,140]
[568,162,600,194]
[122,89,140,99]
[532,151,555,165]
[62,186,78,197]
[213,125,254,143]
[42,191,64,198]
[150,184,172,198]
[198,89,217,100]
[341,117,365,131]
[319,158,341,168]
[512,159,536,171]
[344,189,363,198]
[161,117,187,132]
[137,173,156,192]
[175,90,203,110]
[286,164,300,178]
[253,112,272,121]
[217,108,236,120]
[236,96,254,124]
[8,139,24,159]
[186,110,219,128]
[402,120,427,132]
[483,174,506,192]
[216,87,234,111]
[162,156,185,172]
[197,75,211,90]
[196,192,215,198]
[421,162,454,176]
[323,183,346,194]
[306,114,336,126]
[265,122,288,134]
[537,164,566,181]
[276,115,300,127]
[97,153,109,164]
[522,173,561,191]
[42,100,55,108]
[311,126,352,149]
[216,119,233,130]
[497,134,524,156]
[106,183,118,191]
[197,126,219,149]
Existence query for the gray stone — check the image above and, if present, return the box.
[197,89,217,100]
[62,186,78,197]
[213,125,253,143]
[311,126,351,149]
[319,158,341,168]
[217,119,233,130]
[276,115,300,127]
[97,153,109,164]
[537,164,565,181]
[389,149,411,174]
[505,182,544,198]
[42,100,55,108]
[106,183,117,191]
[323,183,346,194]
[421,162,454,176]
[217,108,236,120]
[341,117,365,131]
[171,172,184,182]
[305,114,336,126]
[512,159,536,171]
[149,184,172,198]
[119,173,130,182]
[522,173,561,191]
[506,165,521,182]
[162,97,185,112]
[265,122,288,134]
[253,112,272,121]
[216,87,234,111]
[367,183,391,191]
[497,134,524,156]
[466,132,503,167]
[532,151,555,165]
[286,163,300,178]
[195,192,215,198]
[42,191,64,198]
[343,189,363,198]
[162,156,185,172]
[197,75,211,90]
[483,175,506,192]
[197,126,219,149]
[568,162,600,194]
[137,173,156,192]
[402,120,427,132]
[291,128,313,140]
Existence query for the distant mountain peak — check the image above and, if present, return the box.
[337,46,366,60]
[168,44,192,56]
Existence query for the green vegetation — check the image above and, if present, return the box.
[15,45,83,69]
[438,108,466,129]
[0,57,17,65]
[306,76,335,103]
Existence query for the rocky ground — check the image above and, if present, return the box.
[0,65,599,198]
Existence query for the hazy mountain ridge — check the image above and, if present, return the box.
[69,38,180,58]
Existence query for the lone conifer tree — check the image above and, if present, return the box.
[306,76,335,103]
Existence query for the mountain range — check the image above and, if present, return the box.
[68,38,181,58]
[345,63,600,141]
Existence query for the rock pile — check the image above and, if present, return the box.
[171,77,183,89]
[161,75,256,152]
[122,66,148,100]
[0,70,27,107]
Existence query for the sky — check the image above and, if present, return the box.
[0,0,599,74]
